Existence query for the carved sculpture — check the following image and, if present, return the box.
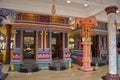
[76,16,98,42]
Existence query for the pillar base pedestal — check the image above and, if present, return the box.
[80,66,93,72]
[102,73,120,80]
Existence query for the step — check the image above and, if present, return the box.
[19,63,39,73]
[49,60,67,71]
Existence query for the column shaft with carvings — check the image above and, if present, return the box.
[102,6,120,80]
[6,24,12,64]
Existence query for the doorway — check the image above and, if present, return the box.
[23,30,35,60]
[51,32,63,60]
[91,35,99,58]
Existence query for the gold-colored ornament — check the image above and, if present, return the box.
[51,0,56,15]
[51,4,56,15]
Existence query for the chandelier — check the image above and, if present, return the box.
[51,0,56,15]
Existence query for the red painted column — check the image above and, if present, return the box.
[20,30,23,61]
[80,42,93,71]
[6,24,12,64]
[35,31,38,61]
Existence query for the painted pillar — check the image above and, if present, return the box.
[62,33,64,59]
[42,31,47,50]
[76,16,98,72]
[80,42,92,71]
[67,33,69,48]
[20,30,23,61]
[50,32,52,60]
[41,31,43,48]
[80,25,93,71]
[35,31,38,61]
[44,31,47,49]
[6,24,12,64]
[66,33,72,67]
[0,8,15,64]
[46,32,49,48]
[102,6,120,80]
[38,31,41,49]
[63,33,65,59]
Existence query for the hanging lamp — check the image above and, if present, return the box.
[51,0,56,15]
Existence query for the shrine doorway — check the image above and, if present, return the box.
[91,35,99,58]
[51,32,63,60]
[23,30,35,60]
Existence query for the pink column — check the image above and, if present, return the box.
[80,42,93,71]
[76,16,98,72]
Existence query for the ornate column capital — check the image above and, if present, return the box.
[105,6,118,15]
[0,8,15,26]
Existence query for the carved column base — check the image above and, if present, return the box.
[102,73,120,80]
[80,66,93,72]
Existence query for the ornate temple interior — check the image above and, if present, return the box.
[0,0,120,80]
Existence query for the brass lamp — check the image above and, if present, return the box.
[51,0,56,15]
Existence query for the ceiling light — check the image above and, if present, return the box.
[116,10,119,13]
[84,0,88,7]
[84,3,88,7]
[66,0,71,3]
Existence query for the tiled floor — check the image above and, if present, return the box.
[1,63,120,80]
